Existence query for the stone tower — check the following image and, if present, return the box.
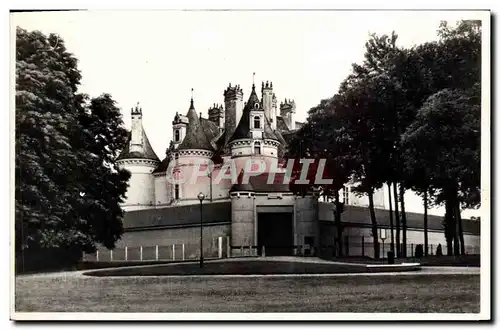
[208,103,225,132]
[280,98,296,130]
[117,103,160,211]
[261,81,277,130]
[223,83,244,145]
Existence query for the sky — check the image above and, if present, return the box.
[11,10,478,158]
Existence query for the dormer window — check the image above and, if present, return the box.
[174,129,180,142]
[254,141,261,155]
[254,103,259,109]
[254,116,261,129]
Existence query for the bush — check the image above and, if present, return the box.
[16,246,83,274]
[436,244,443,256]
[414,244,424,258]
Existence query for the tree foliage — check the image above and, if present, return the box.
[15,28,130,266]
[287,20,481,258]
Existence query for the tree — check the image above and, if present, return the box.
[402,87,480,255]
[336,74,401,259]
[16,28,82,254]
[15,28,130,270]
[401,20,481,255]
[351,32,415,257]
[287,97,353,257]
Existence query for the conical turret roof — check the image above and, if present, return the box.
[228,84,280,143]
[117,130,160,161]
[177,97,214,151]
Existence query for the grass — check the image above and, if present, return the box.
[15,274,479,313]
[85,260,375,276]
[328,255,481,267]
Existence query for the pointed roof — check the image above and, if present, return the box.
[177,97,214,151]
[152,156,171,173]
[246,83,260,109]
[228,84,280,143]
[117,130,160,161]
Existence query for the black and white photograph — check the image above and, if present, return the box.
[8,4,491,322]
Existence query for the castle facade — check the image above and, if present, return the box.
[104,79,480,260]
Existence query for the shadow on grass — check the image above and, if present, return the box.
[328,255,480,267]
[84,259,420,277]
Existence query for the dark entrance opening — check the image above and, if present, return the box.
[257,212,294,256]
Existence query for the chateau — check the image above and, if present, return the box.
[102,79,480,260]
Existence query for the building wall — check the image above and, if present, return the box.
[92,224,231,261]
[119,162,157,211]
[318,199,481,258]
[322,225,481,258]
[348,186,386,209]
[230,193,319,256]
[175,153,212,202]
[294,195,319,248]
[231,194,256,250]
[348,184,481,219]
[154,174,169,205]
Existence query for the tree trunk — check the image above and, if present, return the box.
[444,199,454,256]
[456,200,465,255]
[399,184,407,257]
[334,189,343,257]
[451,194,460,256]
[393,183,401,257]
[423,189,429,256]
[455,202,465,255]
[387,182,395,254]
[368,189,380,259]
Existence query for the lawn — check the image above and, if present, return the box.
[15,274,479,313]
[84,260,372,276]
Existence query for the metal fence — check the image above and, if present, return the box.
[320,236,480,259]
[84,236,229,262]
[84,235,479,262]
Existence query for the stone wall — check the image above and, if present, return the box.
[90,223,231,261]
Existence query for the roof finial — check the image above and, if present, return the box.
[252,72,255,87]
[190,88,194,109]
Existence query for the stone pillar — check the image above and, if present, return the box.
[231,193,255,257]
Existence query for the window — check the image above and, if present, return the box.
[343,186,349,205]
[174,129,180,142]
[254,141,261,155]
[174,184,179,200]
[254,116,261,129]
[174,153,179,160]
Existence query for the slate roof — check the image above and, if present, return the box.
[152,156,171,174]
[122,201,232,230]
[281,130,297,145]
[200,117,220,148]
[117,130,160,161]
[276,116,290,132]
[178,99,214,151]
[230,172,291,193]
[229,85,280,143]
